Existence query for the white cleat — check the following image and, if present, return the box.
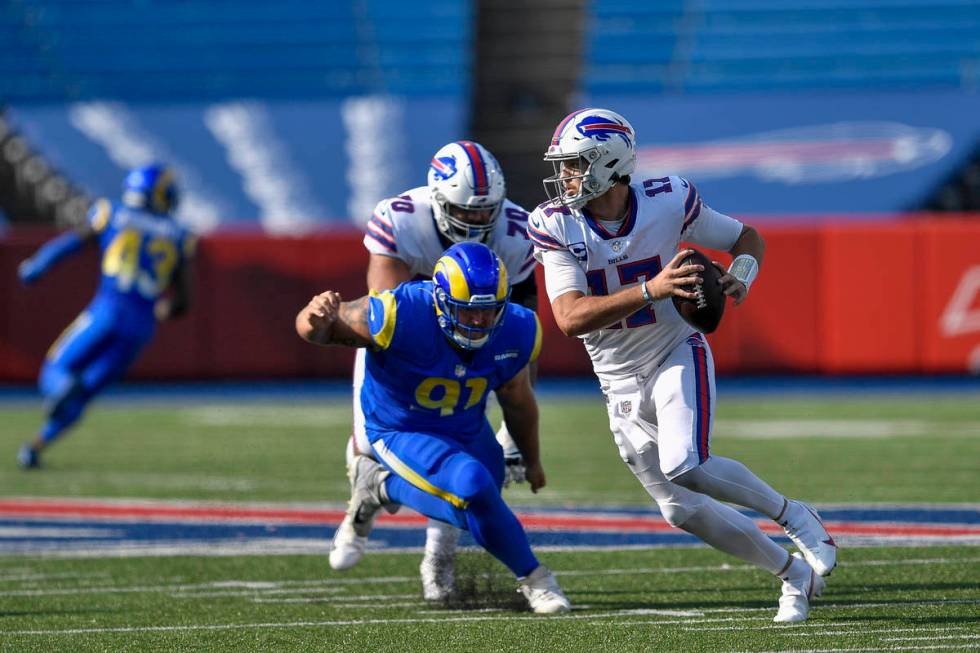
[328,455,391,571]
[518,565,571,614]
[773,553,826,623]
[328,516,367,571]
[779,500,838,577]
[420,552,456,601]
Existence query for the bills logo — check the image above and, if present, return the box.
[636,122,951,184]
[430,156,458,181]
[576,115,633,146]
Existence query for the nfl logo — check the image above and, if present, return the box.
[611,241,622,252]
[620,400,632,414]
[454,365,466,378]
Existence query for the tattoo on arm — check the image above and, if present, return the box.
[331,296,370,346]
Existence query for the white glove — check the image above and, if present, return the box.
[502,446,526,487]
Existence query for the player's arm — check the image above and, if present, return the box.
[18,222,97,285]
[715,225,765,306]
[509,272,539,383]
[549,249,703,338]
[295,292,374,348]
[366,253,412,292]
[494,365,545,493]
[155,259,194,321]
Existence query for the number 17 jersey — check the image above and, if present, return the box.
[528,176,743,382]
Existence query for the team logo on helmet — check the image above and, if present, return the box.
[575,115,633,146]
[430,155,458,181]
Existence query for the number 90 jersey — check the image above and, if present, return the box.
[528,177,743,382]
[89,198,195,312]
[359,280,542,442]
[363,186,537,285]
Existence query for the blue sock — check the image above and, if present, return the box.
[40,389,89,444]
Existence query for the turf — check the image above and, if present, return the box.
[0,392,978,651]
[0,547,977,652]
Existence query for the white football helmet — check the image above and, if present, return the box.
[543,108,636,210]
[427,141,506,243]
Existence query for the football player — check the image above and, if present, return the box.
[529,108,837,623]
[16,164,196,469]
[332,141,538,600]
[296,241,570,614]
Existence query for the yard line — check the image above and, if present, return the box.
[686,624,974,634]
[0,571,110,582]
[883,636,980,642]
[729,646,977,653]
[252,594,418,604]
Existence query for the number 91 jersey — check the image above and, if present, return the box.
[359,280,542,442]
[528,177,743,381]
[90,198,195,313]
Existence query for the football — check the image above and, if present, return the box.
[671,248,726,334]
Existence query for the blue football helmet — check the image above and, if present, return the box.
[433,242,510,350]
[122,163,179,215]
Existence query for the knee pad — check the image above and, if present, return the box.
[657,486,706,527]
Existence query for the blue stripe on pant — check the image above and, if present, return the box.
[369,426,539,578]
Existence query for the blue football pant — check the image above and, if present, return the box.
[38,309,148,443]
[370,428,539,578]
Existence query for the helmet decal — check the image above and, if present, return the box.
[575,115,633,146]
[430,155,458,181]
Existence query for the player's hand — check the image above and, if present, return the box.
[17,258,41,285]
[645,249,703,301]
[712,260,748,305]
[524,460,546,493]
[501,446,526,488]
[306,291,342,332]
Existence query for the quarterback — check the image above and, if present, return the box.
[529,108,837,623]
[296,242,570,614]
[332,140,538,601]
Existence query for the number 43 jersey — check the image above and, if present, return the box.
[360,280,542,442]
[89,198,195,332]
[528,177,743,382]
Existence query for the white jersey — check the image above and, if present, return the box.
[529,176,743,383]
[363,186,536,284]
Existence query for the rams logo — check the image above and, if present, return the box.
[430,156,458,181]
[576,115,633,147]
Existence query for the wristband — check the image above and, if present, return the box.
[728,254,759,292]
[640,280,655,304]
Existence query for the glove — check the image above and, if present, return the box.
[502,446,526,488]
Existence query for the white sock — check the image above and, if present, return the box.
[677,456,786,519]
[424,519,460,558]
[681,499,790,575]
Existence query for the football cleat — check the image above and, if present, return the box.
[328,455,391,571]
[518,565,571,614]
[17,444,40,470]
[773,553,826,623]
[779,500,838,576]
[420,552,456,601]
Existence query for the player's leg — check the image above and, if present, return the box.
[658,336,836,576]
[18,310,112,468]
[372,430,569,613]
[330,349,411,571]
[419,428,503,600]
[607,368,822,622]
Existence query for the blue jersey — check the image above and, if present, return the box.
[360,280,542,441]
[87,199,195,334]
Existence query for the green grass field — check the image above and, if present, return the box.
[1,391,978,652]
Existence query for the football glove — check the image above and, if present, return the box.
[502,446,526,487]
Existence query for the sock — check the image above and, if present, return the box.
[463,484,538,578]
[424,519,460,558]
[681,498,790,575]
[676,456,786,519]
